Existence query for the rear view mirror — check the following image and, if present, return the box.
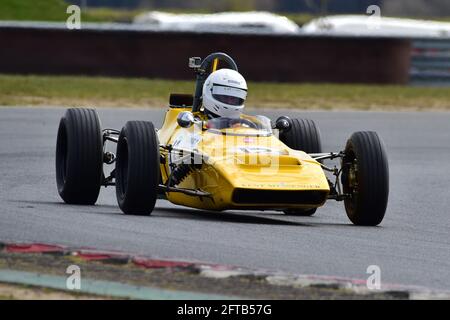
[177,111,195,128]
[274,116,291,131]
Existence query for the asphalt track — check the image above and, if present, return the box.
[1,107,450,290]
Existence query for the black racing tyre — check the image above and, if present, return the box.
[55,108,103,205]
[283,208,317,216]
[342,131,389,226]
[115,121,160,215]
[279,118,322,154]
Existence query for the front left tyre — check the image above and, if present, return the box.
[115,121,160,215]
[56,108,103,205]
[279,118,322,154]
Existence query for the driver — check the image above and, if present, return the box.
[202,68,247,125]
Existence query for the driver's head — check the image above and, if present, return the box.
[202,68,247,118]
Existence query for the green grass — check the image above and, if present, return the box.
[82,8,144,23]
[1,74,449,110]
[0,0,144,22]
[0,0,68,21]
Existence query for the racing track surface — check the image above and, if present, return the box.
[1,107,450,290]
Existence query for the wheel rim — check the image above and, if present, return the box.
[343,148,359,215]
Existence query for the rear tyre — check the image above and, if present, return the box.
[342,131,389,226]
[280,118,322,216]
[55,108,103,205]
[279,118,322,153]
[115,121,160,215]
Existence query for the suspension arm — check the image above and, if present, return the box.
[158,184,211,197]
[309,151,351,201]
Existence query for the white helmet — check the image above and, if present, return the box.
[202,68,247,118]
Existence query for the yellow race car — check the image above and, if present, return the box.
[55,53,389,226]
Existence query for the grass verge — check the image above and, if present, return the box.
[1,74,450,110]
[0,0,143,23]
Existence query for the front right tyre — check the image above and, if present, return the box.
[342,131,389,226]
[115,121,160,215]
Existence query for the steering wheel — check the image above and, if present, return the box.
[193,53,239,112]
[229,118,258,129]
[201,52,238,73]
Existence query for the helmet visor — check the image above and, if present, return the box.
[212,95,244,106]
[212,85,247,106]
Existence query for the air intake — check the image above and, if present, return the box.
[232,189,327,205]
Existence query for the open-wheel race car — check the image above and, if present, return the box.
[56,52,389,226]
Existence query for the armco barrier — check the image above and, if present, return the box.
[410,38,450,86]
[0,23,411,84]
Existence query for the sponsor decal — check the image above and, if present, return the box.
[234,146,287,155]
[172,132,202,149]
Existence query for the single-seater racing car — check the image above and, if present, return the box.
[55,52,389,226]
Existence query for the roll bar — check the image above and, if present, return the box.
[190,52,239,112]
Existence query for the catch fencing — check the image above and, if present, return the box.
[410,38,450,86]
